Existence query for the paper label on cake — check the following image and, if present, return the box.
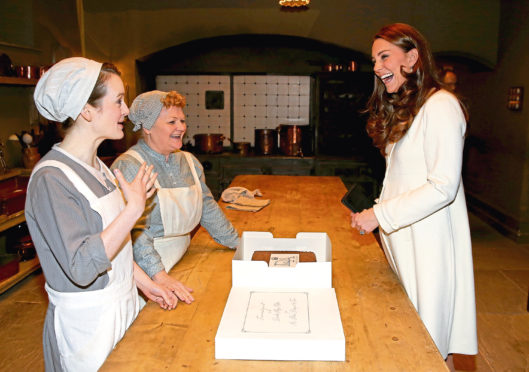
[242,291,310,334]
[269,253,299,267]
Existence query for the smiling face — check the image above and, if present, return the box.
[88,73,129,140]
[372,38,418,94]
[144,105,186,156]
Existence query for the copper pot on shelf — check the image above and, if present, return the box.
[226,138,251,156]
[22,147,40,169]
[193,133,225,154]
[278,124,305,157]
[233,142,251,156]
[254,129,277,155]
[16,236,36,261]
[14,65,40,79]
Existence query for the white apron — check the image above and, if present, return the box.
[29,159,139,372]
[126,150,203,271]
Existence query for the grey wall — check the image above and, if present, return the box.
[81,0,501,95]
[461,0,529,241]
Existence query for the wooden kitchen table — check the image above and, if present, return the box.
[101,175,447,371]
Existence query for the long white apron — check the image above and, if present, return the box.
[126,150,203,272]
[29,159,139,372]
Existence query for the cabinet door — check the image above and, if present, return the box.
[315,159,380,200]
[220,163,264,188]
[196,155,222,200]
[314,72,372,156]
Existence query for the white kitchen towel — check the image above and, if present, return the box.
[221,187,270,212]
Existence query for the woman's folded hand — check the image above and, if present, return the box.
[143,282,179,310]
[153,270,195,305]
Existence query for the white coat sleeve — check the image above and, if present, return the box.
[373,94,466,234]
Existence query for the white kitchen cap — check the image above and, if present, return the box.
[34,57,103,122]
[128,90,168,132]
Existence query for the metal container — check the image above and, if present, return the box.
[16,236,36,261]
[14,65,40,79]
[193,133,225,154]
[232,142,251,156]
[254,129,277,155]
[278,124,304,156]
[0,53,13,76]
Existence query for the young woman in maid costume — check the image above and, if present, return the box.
[350,24,478,369]
[26,57,178,371]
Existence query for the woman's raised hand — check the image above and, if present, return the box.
[114,162,157,215]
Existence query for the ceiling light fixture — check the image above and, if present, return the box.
[279,0,310,7]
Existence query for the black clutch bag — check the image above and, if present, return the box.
[341,183,372,213]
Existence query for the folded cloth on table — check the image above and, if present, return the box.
[221,187,270,212]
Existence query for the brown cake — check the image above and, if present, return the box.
[251,250,317,265]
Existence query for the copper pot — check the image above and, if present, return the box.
[278,124,304,156]
[193,133,225,154]
[17,236,36,261]
[254,129,277,155]
[22,147,40,169]
[233,142,251,156]
[14,65,40,79]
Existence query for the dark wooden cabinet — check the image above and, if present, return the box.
[314,158,379,200]
[313,72,373,157]
[195,153,379,201]
[196,154,314,199]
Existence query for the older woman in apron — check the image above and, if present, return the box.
[26,58,178,372]
[112,90,239,304]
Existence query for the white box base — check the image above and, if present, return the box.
[232,232,333,289]
[215,287,345,361]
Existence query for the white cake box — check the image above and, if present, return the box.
[215,232,345,361]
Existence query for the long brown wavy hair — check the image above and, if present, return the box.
[365,23,468,156]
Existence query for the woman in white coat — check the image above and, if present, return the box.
[351,23,478,367]
[112,90,239,305]
[26,57,177,372]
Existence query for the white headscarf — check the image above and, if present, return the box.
[34,57,103,122]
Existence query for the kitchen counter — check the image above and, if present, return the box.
[101,175,447,371]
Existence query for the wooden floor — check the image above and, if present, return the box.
[0,212,528,371]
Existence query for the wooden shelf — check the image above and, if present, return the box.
[0,76,38,86]
[0,41,42,52]
[0,256,40,294]
[0,169,28,233]
[0,169,22,182]
[0,212,25,233]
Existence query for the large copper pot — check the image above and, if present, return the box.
[193,133,225,154]
[278,124,304,156]
[254,129,277,155]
